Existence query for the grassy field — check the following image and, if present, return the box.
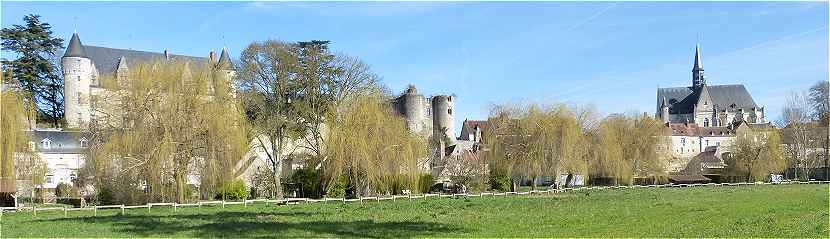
[2,184,827,237]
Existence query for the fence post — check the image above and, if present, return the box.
[121,205,125,215]
[63,207,67,217]
[174,203,178,212]
[222,201,226,209]
[244,199,248,208]
[148,204,151,213]
[33,205,36,217]
[94,206,97,216]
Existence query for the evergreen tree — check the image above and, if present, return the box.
[1,14,65,127]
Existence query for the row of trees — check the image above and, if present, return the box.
[482,104,670,188]
[779,81,829,180]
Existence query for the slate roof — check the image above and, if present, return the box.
[217,47,233,70]
[63,33,87,58]
[459,119,489,141]
[656,84,758,115]
[28,130,88,154]
[85,46,208,76]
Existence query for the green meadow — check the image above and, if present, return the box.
[3,184,827,237]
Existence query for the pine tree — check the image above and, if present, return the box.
[1,14,65,127]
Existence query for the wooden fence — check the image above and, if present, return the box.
[2,180,827,218]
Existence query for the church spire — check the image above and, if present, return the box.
[692,44,705,89]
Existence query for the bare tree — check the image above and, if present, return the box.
[780,91,815,180]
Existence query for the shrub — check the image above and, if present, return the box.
[290,168,322,198]
[94,185,115,206]
[326,176,348,198]
[55,182,73,198]
[488,173,511,192]
[417,174,434,194]
[215,180,248,200]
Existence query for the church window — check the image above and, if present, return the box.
[703,118,709,127]
[681,138,686,145]
[706,140,709,146]
[78,75,81,81]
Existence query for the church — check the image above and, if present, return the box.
[656,45,770,173]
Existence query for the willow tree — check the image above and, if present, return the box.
[89,60,248,203]
[589,114,668,185]
[238,39,383,199]
[1,90,32,195]
[725,129,785,182]
[323,94,426,197]
[482,103,586,190]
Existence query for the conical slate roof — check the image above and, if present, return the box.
[217,47,233,70]
[693,45,703,70]
[64,33,88,58]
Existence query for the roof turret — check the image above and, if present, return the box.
[217,47,233,70]
[63,33,88,58]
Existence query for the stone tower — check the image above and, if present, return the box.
[216,47,237,96]
[62,33,95,129]
[431,95,455,144]
[402,85,426,134]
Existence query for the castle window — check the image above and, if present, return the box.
[448,108,452,115]
[41,138,51,149]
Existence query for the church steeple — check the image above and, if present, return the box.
[692,44,705,89]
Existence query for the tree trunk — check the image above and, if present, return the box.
[564,173,574,188]
[272,130,285,199]
[531,176,537,191]
[175,170,185,203]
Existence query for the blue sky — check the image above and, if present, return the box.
[2,1,828,135]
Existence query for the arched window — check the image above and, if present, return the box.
[80,137,88,148]
[703,118,709,127]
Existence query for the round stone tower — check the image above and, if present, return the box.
[62,33,94,129]
[402,85,425,133]
[431,95,455,145]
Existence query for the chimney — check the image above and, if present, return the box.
[209,51,216,63]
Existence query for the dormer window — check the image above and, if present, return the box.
[41,138,52,149]
[80,137,88,148]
